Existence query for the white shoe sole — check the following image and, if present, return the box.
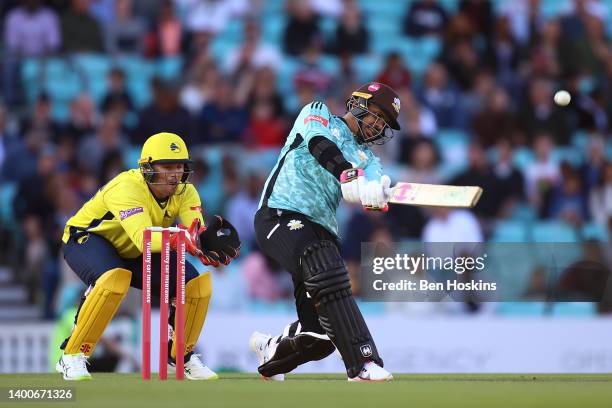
[167,363,219,380]
[348,373,394,382]
[55,362,92,381]
[249,332,285,381]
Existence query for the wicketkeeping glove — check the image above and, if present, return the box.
[169,218,203,257]
[199,215,241,265]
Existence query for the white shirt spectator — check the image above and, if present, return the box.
[4,5,60,56]
[223,43,282,74]
[176,0,249,33]
[422,209,484,243]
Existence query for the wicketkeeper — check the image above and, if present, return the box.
[56,132,240,380]
[250,83,401,381]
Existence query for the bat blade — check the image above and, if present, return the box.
[388,182,483,208]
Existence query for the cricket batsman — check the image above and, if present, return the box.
[56,132,240,380]
[250,82,401,381]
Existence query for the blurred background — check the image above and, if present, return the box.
[0,0,611,375]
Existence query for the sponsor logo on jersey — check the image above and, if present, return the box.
[119,207,144,220]
[368,83,380,92]
[287,219,304,231]
[190,206,203,213]
[304,115,329,127]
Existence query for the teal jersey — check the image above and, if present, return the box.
[259,101,383,237]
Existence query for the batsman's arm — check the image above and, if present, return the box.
[308,136,352,179]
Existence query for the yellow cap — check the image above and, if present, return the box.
[138,132,191,166]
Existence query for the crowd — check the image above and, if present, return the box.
[0,0,611,319]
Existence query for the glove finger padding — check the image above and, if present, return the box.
[199,215,241,264]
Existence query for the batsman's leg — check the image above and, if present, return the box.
[301,241,391,380]
[252,320,336,379]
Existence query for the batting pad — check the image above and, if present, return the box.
[64,268,132,356]
[171,272,211,359]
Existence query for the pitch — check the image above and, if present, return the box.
[0,373,610,408]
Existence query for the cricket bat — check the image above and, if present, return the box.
[387,182,483,208]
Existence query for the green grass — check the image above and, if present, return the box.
[0,373,611,408]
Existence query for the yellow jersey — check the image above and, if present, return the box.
[62,169,204,258]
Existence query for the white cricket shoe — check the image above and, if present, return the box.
[348,361,393,382]
[169,354,219,380]
[249,331,285,381]
[55,353,92,381]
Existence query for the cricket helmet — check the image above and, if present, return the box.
[138,132,193,185]
[346,82,401,145]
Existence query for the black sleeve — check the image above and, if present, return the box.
[308,136,352,180]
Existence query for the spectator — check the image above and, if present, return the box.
[416,62,463,128]
[132,78,194,145]
[180,62,221,115]
[179,0,249,35]
[105,0,146,55]
[493,139,525,217]
[143,0,182,58]
[440,39,480,91]
[223,18,282,76]
[3,0,60,105]
[101,68,134,115]
[525,132,561,213]
[3,0,60,56]
[581,136,607,192]
[529,19,562,79]
[293,42,334,96]
[547,165,589,225]
[375,52,412,91]
[458,0,494,45]
[499,0,544,47]
[422,208,483,242]
[399,138,441,184]
[242,100,286,148]
[471,86,517,148]
[196,78,248,144]
[589,161,612,225]
[451,142,503,219]
[403,0,448,38]
[519,77,573,145]
[484,15,526,90]
[246,67,286,120]
[77,111,127,175]
[241,252,288,301]
[20,93,61,143]
[63,93,99,142]
[60,0,105,53]
[330,1,369,56]
[226,171,265,249]
[558,2,610,76]
[283,0,321,56]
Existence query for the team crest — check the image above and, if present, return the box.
[392,97,401,114]
[360,344,373,357]
[287,220,304,231]
[170,142,181,152]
